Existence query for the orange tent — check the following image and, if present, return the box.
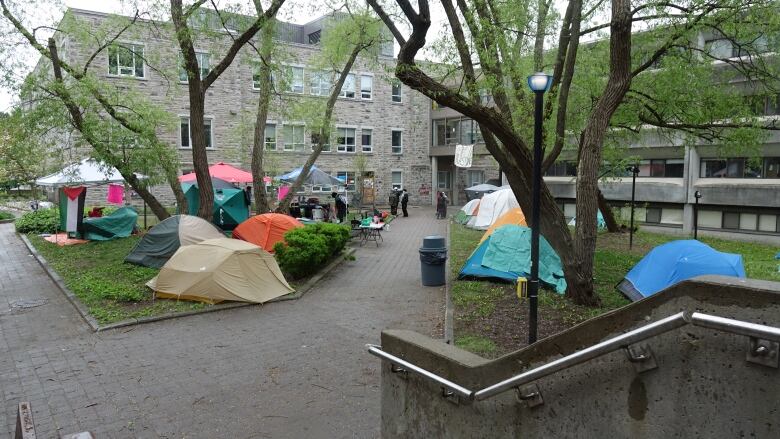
[232,213,303,252]
[480,208,527,243]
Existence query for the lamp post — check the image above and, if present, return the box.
[527,72,552,345]
[693,190,702,239]
[628,165,640,249]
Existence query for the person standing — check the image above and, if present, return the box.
[332,192,347,223]
[400,188,409,217]
[389,189,399,216]
[436,191,448,219]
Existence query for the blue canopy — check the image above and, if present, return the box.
[276,166,344,186]
[617,240,746,301]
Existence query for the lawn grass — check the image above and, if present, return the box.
[449,222,780,357]
[28,235,206,324]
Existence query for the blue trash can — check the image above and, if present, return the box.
[420,235,447,286]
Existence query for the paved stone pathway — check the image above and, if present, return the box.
[0,207,446,438]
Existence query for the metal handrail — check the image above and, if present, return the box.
[366,311,780,402]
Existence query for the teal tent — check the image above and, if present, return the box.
[181,184,248,230]
[82,206,138,241]
[568,210,606,230]
[458,224,567,293]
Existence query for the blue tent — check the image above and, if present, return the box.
[458,225,567,293]
[617,240,746,302]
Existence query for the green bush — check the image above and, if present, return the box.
[15,208,59,234]
[0,210,14,221]
[273,223,351,279]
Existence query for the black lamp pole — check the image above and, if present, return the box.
[527,72,551,345]
[694,190,702,239]
[629,165,639,249]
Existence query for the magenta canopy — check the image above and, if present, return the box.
[179,162,253,184]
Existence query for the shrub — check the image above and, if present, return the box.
[273,223,351,279]
[0,210,14,221]
[15,208,59,234]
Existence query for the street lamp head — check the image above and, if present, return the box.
[527,72,553,93]
[627,165,640,175]
[695,190,702,199]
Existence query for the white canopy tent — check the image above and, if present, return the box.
[35,158,145,187]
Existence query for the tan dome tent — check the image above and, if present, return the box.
[147,238,293,304]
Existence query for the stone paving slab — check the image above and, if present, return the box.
[0,209,446,438]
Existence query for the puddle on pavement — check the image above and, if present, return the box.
[7,298,49,312]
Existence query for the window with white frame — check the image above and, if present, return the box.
[312,172,334,192]
[281,66,304,93]
[361,129,373,153]
[339,73,355,98]
[391,170,403,190]
[252,62,267,90]
[391,81,402,103]
[283,124,305,151]
[391,130,403,154]
[468,170,484,187]
[360,75,373,99]
[337,171,356,190]
[336,127,356,153]
[437,171,451,189]
[310,70,331,96]
[179,52,210,82]
[264,124,276,150]
[180,117,213,149]
[108,43,144,78]
[311,132,331,152]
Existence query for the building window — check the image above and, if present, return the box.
[468,170,484,187]
[437,171,451,189]
[704,38,734,58]
[310,71,331,96]
[336,171,355,191]
[280,66,304,94]
[665,159,684,177]
[722,211,740,229]
[310,132,331,152]
[645,207,662,224]
[765,157,780,178]
[391,170,403,190]
[701,159,743,178]
[339,73,355,98]
[361,129,373,153]
[391,81,402,102]
[283,124,305,152]
[758,214,777,232]
[264,124,276,151]
[649,159,665,177]
[740,213,758,230]
[252,62,266,90]
[336,127,356,153]
[360,75,373,99]
[108,43,144,78]
[433,117,482,146]
[179,117,212,149]
[308,30,321,44]
[545,161,577,177]
[179,52,209,82]
[698,210,722,228]
[391,130,403,154]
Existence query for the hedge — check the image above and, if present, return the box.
[273,223,351,279]
[15,208,59,234]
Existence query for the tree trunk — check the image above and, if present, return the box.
[125,173,170,220]
[161,158,187,214]
[251,24,274,214]
[275,45,364,213]
[597,188,620,232]
[572,0,633,306]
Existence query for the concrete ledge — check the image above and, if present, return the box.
[0,218,15,224]
[21,233,355,332]
[444,219,454,344]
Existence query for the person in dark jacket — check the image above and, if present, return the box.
[436,191,448,219]
[389,190,399,216]
[332,192,347,223]
[400,189,409,217]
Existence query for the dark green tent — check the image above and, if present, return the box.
[180,181,248,230]
[125,214,225,268]
[82,206,138,241]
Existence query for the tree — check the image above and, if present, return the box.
[249,19,275,213]
[274,8,385,213]
[0,110,52,197]
[368,0,780,305]
[170,0,284,219]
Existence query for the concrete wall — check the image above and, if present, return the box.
[378,276,780,438]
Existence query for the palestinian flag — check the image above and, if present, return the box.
[59,186,86,233]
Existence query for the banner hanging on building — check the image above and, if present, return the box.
[454,144,474,168]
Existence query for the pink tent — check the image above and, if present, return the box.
[179,162,253,184]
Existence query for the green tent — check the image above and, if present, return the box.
[181,184,248,230]
[125,215,225,268]
[82,206,138,241]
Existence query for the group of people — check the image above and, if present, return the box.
[388,188,410,217]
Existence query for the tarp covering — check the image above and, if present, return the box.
[147,238,293,304]
[459,224,567,293]
[453,210,470,225]
[36,158,146,187]
[232,213,303,253]
[276,166,344,186]
[82,206,138,241]
[480,208,526,243]
[617,240,746,301]
[568,210,607,230]
[179,162,253,183]
[125,215,225,268]
[181,186,249,230]
[471,188,519,230]
[464,183,499,200]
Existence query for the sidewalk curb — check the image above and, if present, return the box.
[444,219,454,344]
[20,234,355,332]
